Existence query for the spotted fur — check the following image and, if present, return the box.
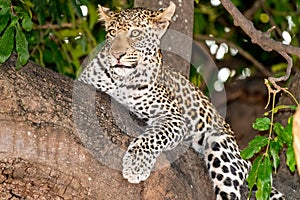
[79,3,284,200]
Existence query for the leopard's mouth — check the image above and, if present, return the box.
[112,64,137,69]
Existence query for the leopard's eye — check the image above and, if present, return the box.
[107,29,116,37]
[130,29,141,38]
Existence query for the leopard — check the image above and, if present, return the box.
[78,3,285,200]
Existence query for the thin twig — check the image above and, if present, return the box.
[268,52,293,90]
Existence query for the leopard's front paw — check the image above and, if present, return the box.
[122,145,157,183]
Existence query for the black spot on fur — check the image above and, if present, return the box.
[230,192,237,200]
[212,142,221,151]
[198,135,204,145]
[213,157,221,168]
[211,171,216,179]
[230,166,237,175]
[217,173,223,181]
[233,180,239,190]
[220,192,228,200]
[221,152,230,162]
[238,172,243,180]
[208,154,213,161]
[215,186,220,195]
[224,177,232,186]
[222,165,229,173]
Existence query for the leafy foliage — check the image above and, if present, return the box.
[240,136,268,160]
[241,107,297,200]
[0,0,133,78]
[0,0,31,69]
[252,117,271,131]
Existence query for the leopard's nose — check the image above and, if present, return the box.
[112,52,126,60]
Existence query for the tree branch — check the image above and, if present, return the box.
[220,0,300,56]
[0,54,214,199]
[268,51,293,90]
[220,0,300,89]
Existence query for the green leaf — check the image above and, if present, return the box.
[274,122,293,144]
[247,154,263,198]
[256,156,272,200]
[0,0,11,15]
[10,14,19,27]
[273,122,284,135]
[269,141,281,172]
[0,26,14,63]
[70,0,83,17]
[0,14,10,33]
[286,145,296,172]
[241,136,268,159]
[16,24,29,69]
[21,15,33,32]
[34,0,46,24]
[253,117,271,131]
[87,3,98,29]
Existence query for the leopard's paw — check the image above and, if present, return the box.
[122,144,157,183]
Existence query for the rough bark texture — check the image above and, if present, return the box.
[0,54,214,199]
[134,0,194,77]
[1,58,299,199]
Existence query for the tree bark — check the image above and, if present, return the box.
[1,56,299,199]
[0,54,214,199]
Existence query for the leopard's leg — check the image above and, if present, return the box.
[202,130,250,200]
[122,114,187,183]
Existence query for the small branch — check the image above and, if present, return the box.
[220,0,300,57]
[268,51,293,90]
[220,0,300,89]
[194,34,272,77]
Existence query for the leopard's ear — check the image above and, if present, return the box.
[153,2,176,36]
[156,2,176,21]
[98,5,111,25]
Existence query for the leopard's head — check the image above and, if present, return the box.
[98,3,175,77]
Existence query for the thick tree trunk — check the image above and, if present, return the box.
[1,57,299,199]
[0,54,214,199]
